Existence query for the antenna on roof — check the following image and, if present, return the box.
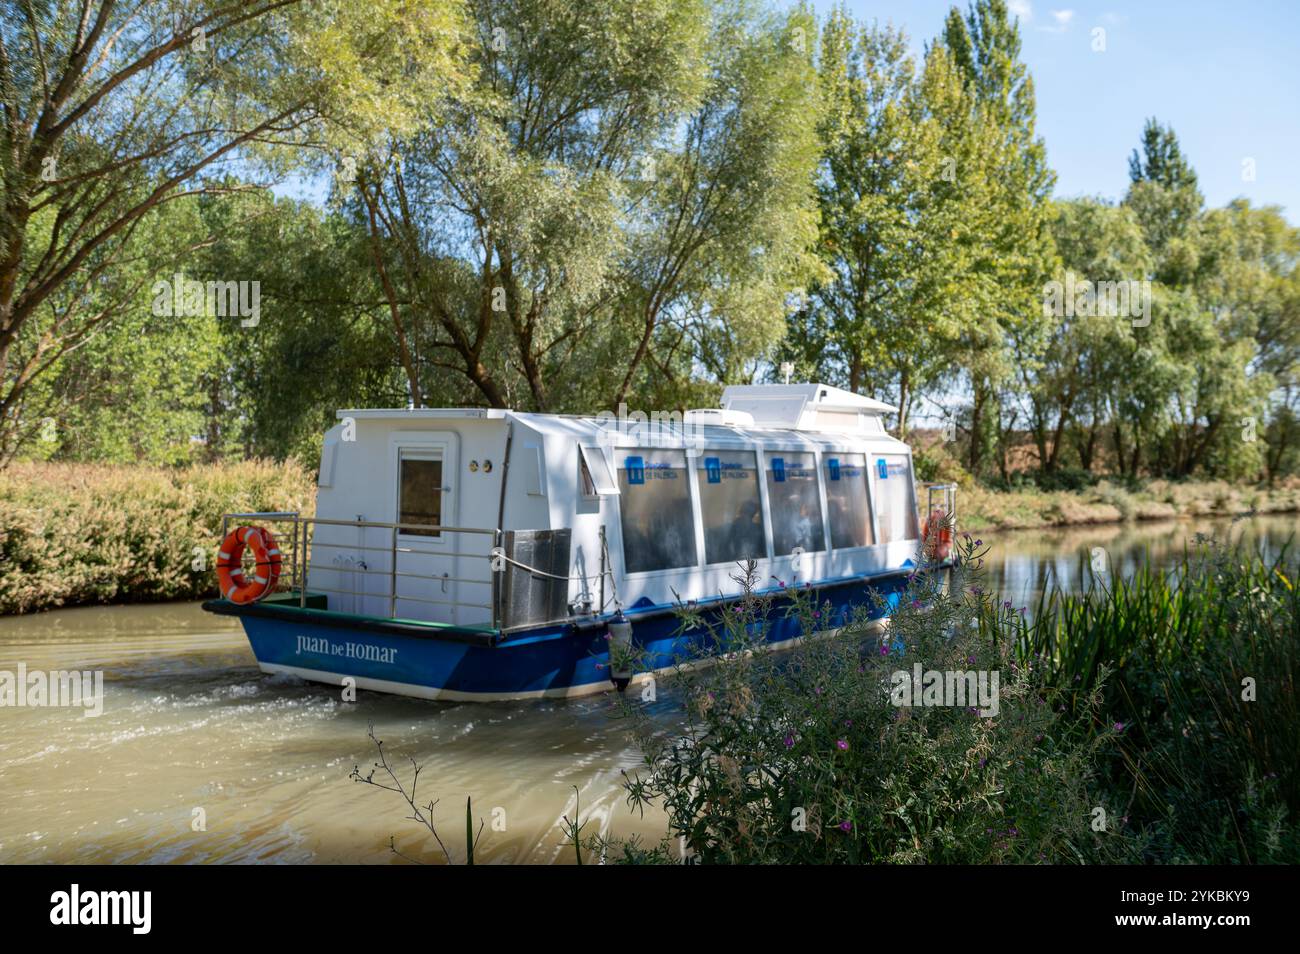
[779,361,794,385]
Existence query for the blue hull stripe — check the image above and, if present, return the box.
[235,571,912,699]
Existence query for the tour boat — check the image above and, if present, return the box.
[202,383,955,701]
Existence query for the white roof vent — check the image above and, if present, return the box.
[719,383,895,432]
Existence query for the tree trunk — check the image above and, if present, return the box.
[361,188,422,408]
[969,380,986,476]
[896,367,910,440]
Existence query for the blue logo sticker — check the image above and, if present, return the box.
[877,458,888,480]
[772,457,786,482]
[827,458,841,481]
[626,456,645,485]
[704,457,721,483]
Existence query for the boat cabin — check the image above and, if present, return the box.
[301,383,924,632]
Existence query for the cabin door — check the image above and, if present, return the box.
[390,432,462,624]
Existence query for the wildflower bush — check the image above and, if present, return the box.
[0,460,315,614]
[592,538,1139,864]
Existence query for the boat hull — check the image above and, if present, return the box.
[219,571,914,702]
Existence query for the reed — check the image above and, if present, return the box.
[585,546,1141,864]
[591,536,1298,864]
[1023,539,1300,862]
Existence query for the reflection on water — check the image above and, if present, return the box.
[982,513,1300,611]
[2,513,1297,864]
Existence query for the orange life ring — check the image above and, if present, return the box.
[921,509,954,561]
[216,526,282,604]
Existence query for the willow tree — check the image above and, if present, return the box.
[0,0,471,461]
[350,0,823,413]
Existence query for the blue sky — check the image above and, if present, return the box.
[819,0,1300,222]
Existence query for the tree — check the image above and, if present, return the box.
[941,0,1055,476]
[0,0,471,462]
[1195,200,1300,482]
[1125,118,1204,284]
[806,8,994,438]
[1026,198,1149,474]
[351,0,822,414]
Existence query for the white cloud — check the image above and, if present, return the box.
[1008,0,1033,21]
[1038,9,1076,33]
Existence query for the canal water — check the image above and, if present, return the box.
[2,513,1296,864]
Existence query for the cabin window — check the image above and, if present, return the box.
[695,450,766,565]
[873,455,918,544]
[765,450,825,556]
[398,452,443,537]
[824,453,874,549]
[578,444,619,498]
[617,449,698,573]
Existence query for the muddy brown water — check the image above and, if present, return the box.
[2,513,1296,863]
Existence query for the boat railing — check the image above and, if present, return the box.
[220,512,502,623]
[219,512,589,631]
[923,483,958,544]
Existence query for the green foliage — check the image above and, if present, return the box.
[1,0,474,460]
[806,10,1002,431]
[588,546,1138,864]
[331,0,823,415]
[6,0,1300,492]
[0,460,314,613]
[1026,538,1300,863]
[562,537,1299,865]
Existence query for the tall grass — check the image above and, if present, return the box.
[571,536,1298,864]
[0,460,315,614]
[1023,538,1299,863]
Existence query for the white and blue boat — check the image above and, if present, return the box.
[202,383,955,701]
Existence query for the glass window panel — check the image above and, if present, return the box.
[872,455,918,544]
[765,451,825,556]
[579,445,619,495]
[695,450,766,566]
[399,456,442,537]
[617,449,698,573]
[824,453,874,549]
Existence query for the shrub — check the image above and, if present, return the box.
[912,443,973,488]
[592,543,1138,864]
[1035,467,1097,493]
[0,460,315,614]
[1094,480,1135,520]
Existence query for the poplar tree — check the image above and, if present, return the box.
[940,0,1055,475]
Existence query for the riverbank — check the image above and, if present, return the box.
[0,460,314,615]
[1,460,1294,615]
[957,478,1300,532]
